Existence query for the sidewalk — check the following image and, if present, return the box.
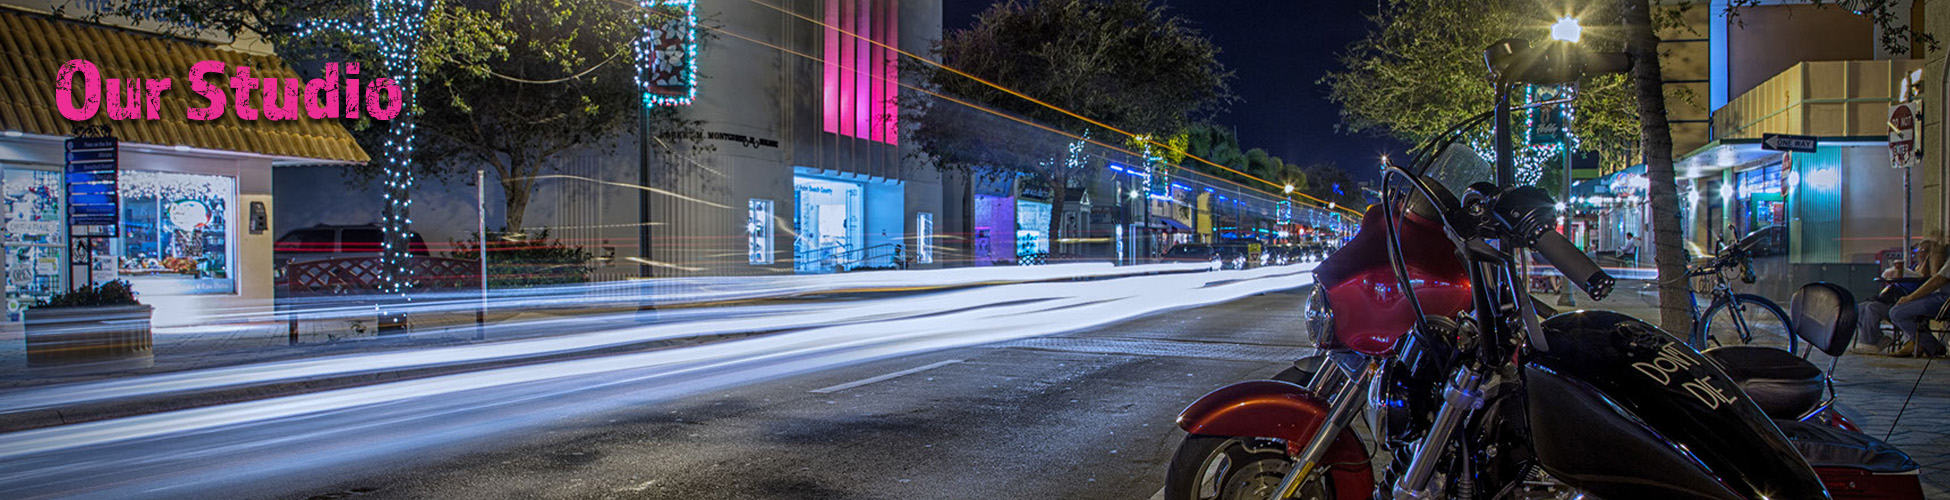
[1545,280,1950,497]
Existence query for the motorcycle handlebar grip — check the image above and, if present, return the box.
[1535,230,1613,301]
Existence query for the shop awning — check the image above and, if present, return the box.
[1673,137,1886,181]
[1153,217,1191,231]
[0,10,369,163]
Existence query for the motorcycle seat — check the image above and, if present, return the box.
[1774,419,1919,473]
[1702,283,1861,420]
[1701,346,1825,419]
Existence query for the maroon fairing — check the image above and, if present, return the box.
[1315,206,1473,355]
[1176,380,1373,500]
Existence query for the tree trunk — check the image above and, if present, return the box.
[1622,0,1694,335]
[502,177,533,236]
[1047,175,1067,255]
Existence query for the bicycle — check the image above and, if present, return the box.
[1686,236,1796,352]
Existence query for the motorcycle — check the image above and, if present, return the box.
[1163,37,1921,500]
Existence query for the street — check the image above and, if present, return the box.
[0,268,1314,500]
[291,289,1310,500]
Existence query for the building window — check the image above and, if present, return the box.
[916,212,933,264]
[118,171,236,294]
[748,198,775,264]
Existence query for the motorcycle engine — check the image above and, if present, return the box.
[1367,317,1463,445]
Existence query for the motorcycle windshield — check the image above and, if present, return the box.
[1415,144,1494,200]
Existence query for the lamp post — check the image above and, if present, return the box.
[1551,17,1582,307]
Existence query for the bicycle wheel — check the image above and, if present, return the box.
[1696,294,1795,351]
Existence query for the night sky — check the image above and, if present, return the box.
[940,0,1404,183]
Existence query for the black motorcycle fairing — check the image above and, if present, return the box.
[1526,310,1830,500]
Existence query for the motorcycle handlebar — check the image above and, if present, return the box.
[1536,230,1613,301]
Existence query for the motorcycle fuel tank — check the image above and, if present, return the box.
[1525,310,1830,499]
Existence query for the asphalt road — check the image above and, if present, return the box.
[288,287,1313,500]
[0,268,1316,500]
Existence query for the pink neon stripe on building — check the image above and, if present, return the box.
[883,0,899,144]
[854,0,870,138]
[822,0,839,134]
[823,0,898,145]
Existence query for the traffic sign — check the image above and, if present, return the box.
[64,136,119,238]
[1891,102,1922,169]
[1761,133,1817,153]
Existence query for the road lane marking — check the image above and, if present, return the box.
[1148,486,1165,500]
[809,360,964,394]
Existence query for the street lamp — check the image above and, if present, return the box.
[1551,17,1581,43]
[1283,184,1294,194]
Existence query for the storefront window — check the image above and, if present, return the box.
[916,212,933,264]
[118,171,236,294]
[4,167,66,321]
[748,198,774,265]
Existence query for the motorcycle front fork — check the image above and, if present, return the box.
[1268,362,1489,500]
[1267,357,1377,500]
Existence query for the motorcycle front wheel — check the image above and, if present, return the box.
[1165,435,1333,500]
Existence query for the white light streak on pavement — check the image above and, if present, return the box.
[0,265,1313,499]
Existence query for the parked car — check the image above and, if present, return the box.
[1161,244,1224,271]
[1212,239,1263,269]
[274,224,430,277]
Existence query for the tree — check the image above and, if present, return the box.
[1322,0,1645,177]
[910,0,1233,243]
[404,0,645,233]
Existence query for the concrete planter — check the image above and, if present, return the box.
[24,304,154,372]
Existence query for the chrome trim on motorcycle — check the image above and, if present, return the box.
[1392,367,1486,500]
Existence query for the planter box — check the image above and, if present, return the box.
[25,304,154,372]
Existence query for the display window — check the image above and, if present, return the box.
[4,167,67,321]
[117,171,236,295]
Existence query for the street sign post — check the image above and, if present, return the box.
[1761,133,1818,153]
[1891,102,1921,169]
[64,135,118,289]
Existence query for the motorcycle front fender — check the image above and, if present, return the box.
[1177,380,1330,449]
[1176,380,1372,498]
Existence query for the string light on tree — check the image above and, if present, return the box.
[300,0,430,293]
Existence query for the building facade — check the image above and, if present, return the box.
[0,6,367,326]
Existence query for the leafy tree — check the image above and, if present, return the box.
[1322,0,1646,177]
[403,0,651,233]
[909,0,1234,243]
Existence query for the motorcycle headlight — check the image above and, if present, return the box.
[1305,286,1335,348]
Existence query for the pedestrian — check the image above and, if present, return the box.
[1618,232,1639,263]
[1866,257,1950,357]
[892,244,907,270]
